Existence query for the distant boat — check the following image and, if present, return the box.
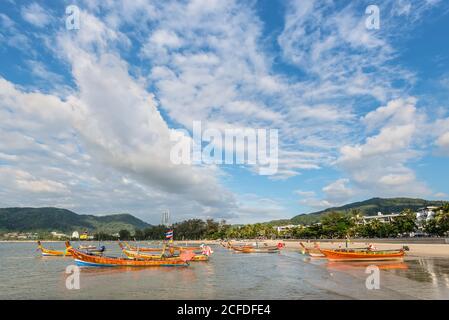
[37,241,71,257]
[299,242,325,257]
[79,244,106,255]
[230,242,282,253]
[319,248,406,262]
[65,241,190,267]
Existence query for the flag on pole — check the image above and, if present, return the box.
[165,230,173,239]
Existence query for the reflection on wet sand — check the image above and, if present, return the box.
[326,261,409,271]
[394,258,449,288]
[3,242,449,299]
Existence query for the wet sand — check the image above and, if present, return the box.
[2,241,449,299]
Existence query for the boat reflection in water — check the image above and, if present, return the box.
[326,260,409,271]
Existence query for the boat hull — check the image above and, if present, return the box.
[320,249,405,262]
[308,251,325,258]
[37,241,71,256]
[231,245,279,253]
[42,252,71,257]
[121,249,209,261]
[67,245,189,267]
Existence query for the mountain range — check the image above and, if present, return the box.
[0,207,151,234]
[270,197,447,226]
[1,197,447,233]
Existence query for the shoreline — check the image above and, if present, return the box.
[177,239,449,258]
[3,239,449,258]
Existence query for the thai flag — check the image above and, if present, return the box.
[165,230,173,239]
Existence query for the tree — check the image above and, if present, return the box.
[118,229,131,240]
[434,210,449,236]
[321,212,354,238]
[134,229,145,240]
[392,209,417,235]
[205,219,220,239]
[94,231,116,241]
[174,219,207,240]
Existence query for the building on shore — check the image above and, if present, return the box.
[358,212,402,224]
[275,224,300,233]
[51,231,69,239]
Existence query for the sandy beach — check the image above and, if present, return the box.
[174,239,449,258]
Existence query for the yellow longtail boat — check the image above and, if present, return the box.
[118,242,209,261]
[122,241,203,253]
[37,240,72,256]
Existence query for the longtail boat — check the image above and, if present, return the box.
[79,244,106,254]
[122,241,203,253]
[37,241,72,256]
[299,242,325,257]
[231,242,282,253]
[79,244,97,250]
[240,247,280,253]
[319,248,406,262]
[65,242,190,267]
[118,242,209,261]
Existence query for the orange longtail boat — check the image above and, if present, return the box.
[65,242,190,267]
[319,248,406,262]
[37,241,72,256]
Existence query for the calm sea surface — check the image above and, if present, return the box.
[1,242,449,299]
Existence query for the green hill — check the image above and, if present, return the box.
[286,197,447,225]
[0,207,151,234]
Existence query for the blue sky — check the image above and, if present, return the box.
[1,0,449,224]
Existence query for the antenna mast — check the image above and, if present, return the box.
[162,209,170,227]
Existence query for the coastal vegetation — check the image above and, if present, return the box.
[117,206,449,241]
[1,199,449,240]
[276,198,447,226]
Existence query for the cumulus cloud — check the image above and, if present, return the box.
[436,132,449,153]
[337,98,430,197]
[297,179,354,211]
[1,0,448,222]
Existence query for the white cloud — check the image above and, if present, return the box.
[21,3,52,28]
[338,98,430,197]
[322,179,354,203]
[0,167,69,194]
[436,132,449,153]
[296,179,353,211]
[1,0,448,222]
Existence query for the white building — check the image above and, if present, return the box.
[275,224,300,233]
[360,212,402,224]
[71,231,80,239]
[416,207,439,222]
[51,231,69,239]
